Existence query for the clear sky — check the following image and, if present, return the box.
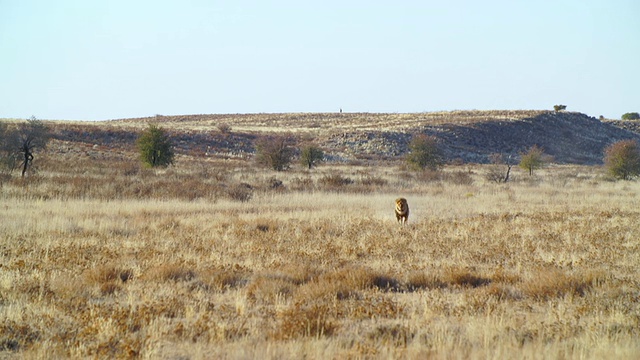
[1,0,638,120]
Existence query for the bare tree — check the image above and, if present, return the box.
[486,153,515,183]
[9,117,51,177]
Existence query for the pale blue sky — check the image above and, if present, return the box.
[1,0,638,120]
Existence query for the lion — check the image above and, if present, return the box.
[395,198,409,225]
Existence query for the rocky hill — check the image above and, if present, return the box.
[48,111,640,165]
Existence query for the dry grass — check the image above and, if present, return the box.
[1,151,639,359]
[102,110,548,133]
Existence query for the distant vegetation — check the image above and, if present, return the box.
[622,112,640,120]
[604,139,640,180]
[2,110,640,358]
[0,116,51,177]
[405,134,444,171]
[553,104,567,112]
[299,144,324,169]
[519,145,550,176]
[137,124,174,168]
[255,134,296,171]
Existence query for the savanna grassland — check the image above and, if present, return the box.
[1,114,640,359]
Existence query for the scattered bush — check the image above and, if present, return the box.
[358,175,388,187]
[226,182,253,202]
[519,145,551,176]
[274,303,336,339]
[290,176,315,192]
[553,104,567,112]
[318,173,353,188]
[445,170,474,185]
[486,153,514,183]
[621,112,640,120]
[405,134,444,171]
[604,139,640,180]
[255,135,295,171]
[217,123,232,133]
[299,144,324,169]
[264,176,284,191]
[521,268,597,300]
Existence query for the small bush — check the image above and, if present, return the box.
[415,169,442,182]
[290,177,315,192]
[146,264,196,282]
[274,303,336,339]
[318,174,353,188]
[246,275,297,305]
[445,268,491,288]
[226,183,253,202]
[200,268,249,291]
[445,171,474,185]
[519,145,550,176]
[406,272,446,290]
[84,264,134,285]
[217,123,232,133]
[521,268,596,300]
[621,112,640,120]
[264,176,284,191]
[358,175,388,186]
[299,144,324,169]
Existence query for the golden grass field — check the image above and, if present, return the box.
[1,149,639,359]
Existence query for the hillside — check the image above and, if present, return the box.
[48,110,640,165]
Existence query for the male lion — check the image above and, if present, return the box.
[395,198,409,225]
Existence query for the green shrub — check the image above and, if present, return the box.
[621,112,640,120]
[137,124,174,168]
[519,145,549,176]
[299,144,324,169]
[405,134,444,171]
[604,139,640,180]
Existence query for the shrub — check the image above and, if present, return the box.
[553,104,567,112]
[318,174,353,188]
[255,135,295,171]
[137,124,174,168]
[604,139,640,180]
[621,112,640,120]
[446,170,474,185]
[405,134,444,171]
[226,182,253,202]
[217,123,232,133]
[486,153,514,183]
[358,175,388,187]
[299,144,324,169]
[519,145,550,176]
[290,176,315,192]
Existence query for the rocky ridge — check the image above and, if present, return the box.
[48,111,640,165]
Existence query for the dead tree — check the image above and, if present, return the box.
[486,153,514,183]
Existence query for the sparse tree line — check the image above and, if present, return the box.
[136,124,640,182]
[2,119,640,183]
